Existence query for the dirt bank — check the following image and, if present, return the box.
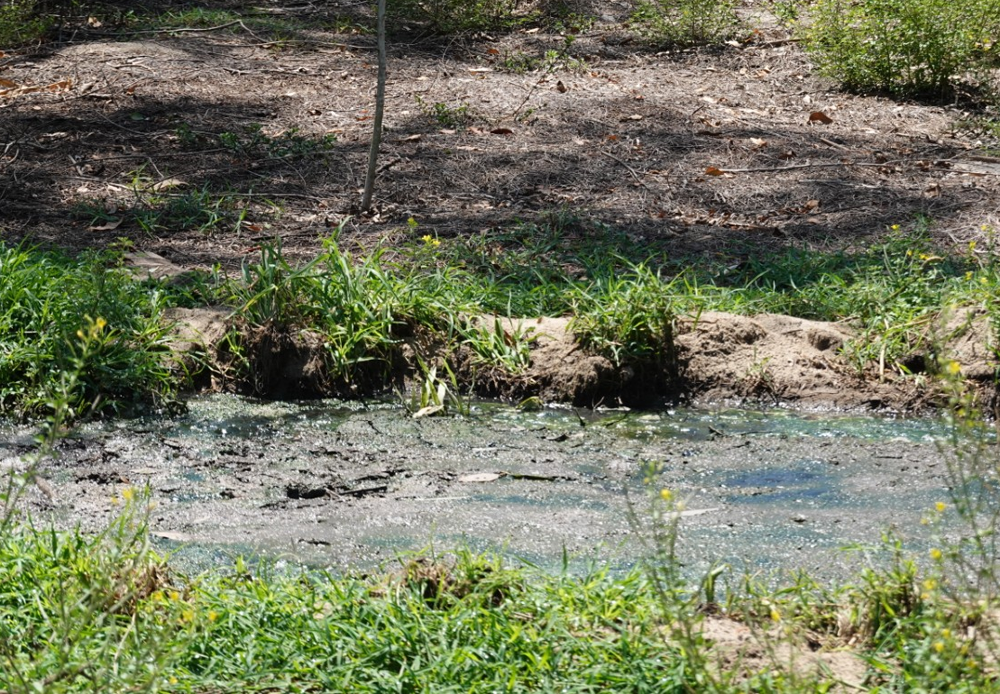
[164,305,997,412]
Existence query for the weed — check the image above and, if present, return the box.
[461,316,536,374]
[404,360,469,417]
[415,96,472,128]
[217,124,337,161]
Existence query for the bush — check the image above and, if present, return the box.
[805,0,1000,100]
[631,0,741,46]
[385,0,522,34]
[0,0,51,47]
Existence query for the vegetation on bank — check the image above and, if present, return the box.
[1,216,998,415]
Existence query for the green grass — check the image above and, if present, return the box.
[2,216,998,414]
[0,488,994,692]
[0,244,176,416]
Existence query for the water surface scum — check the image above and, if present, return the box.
[7,395,962,578]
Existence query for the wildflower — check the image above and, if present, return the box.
[936,501,947,513]
[934,641,945,653]
[122,486,135,502]
[969,240,977,251]
[169,590,181,601]
[660,488,673,502]
[770,608,781,622]
[891,224,900,231]
[923,578,937,591]
[946,361,961,376]
[930,548,943,560]
[966,271,974,280]
[169,677,178,685]
[181,609,195,623]
[942,628,951,639]
[207,611,218,622]
[421,234,433,243]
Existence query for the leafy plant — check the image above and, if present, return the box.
[805,0,1000,100]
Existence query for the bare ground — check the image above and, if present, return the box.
[3,0,1000,409]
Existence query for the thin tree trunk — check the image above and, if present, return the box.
[361,0,387,213]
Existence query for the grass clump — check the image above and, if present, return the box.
[0,244,176,416]
[804,0,1000,100]
[0,0,52,47]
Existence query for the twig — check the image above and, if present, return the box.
[716,160,904,174]
[127,20,243,35]
[600,150,651,190]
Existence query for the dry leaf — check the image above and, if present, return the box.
[88,218,122,232]
[490,127,513,135]
[413,405,444,419]
[468,67,492,73]
[555,80,567,93]
[151,177,186,191]
[705,166,725,176]
[623,114,643,121]
[749,137,767,148]
[0,78,16,88]
[487,48,500,55]
[808,111,833,125]
[401,134,422,142]
[458,472,502,483]
[804,199,820,211]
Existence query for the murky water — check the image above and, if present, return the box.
[4,395,979,579]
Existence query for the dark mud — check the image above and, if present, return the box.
[4,396,960,579]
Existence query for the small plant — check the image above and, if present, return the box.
[805,0,1000,100]
[218,124,337,160]
[404,360,469,417]
[415,96,471,128]
[462,316,536,374]
[631,0,741,46]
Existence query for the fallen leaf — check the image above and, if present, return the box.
[0,78,16,88]
[412,405,444,419]
[749,137,767,148]
[924,183,940,198]
[490,127,513,135]
[487,48,500,55]
[458,472,502,483]
[555,80,567,93]
[151,177,186,191]
[401,134,422,142]
[808,111,833,125]
[468,67,492,73]
[705,166,725,176]
[88,218,122,232]
[623,114,643,121]
[804,199,820,211]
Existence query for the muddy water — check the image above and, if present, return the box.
[6,396,963,579]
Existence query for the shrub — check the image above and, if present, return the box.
[631,0,741,46]
[0,0,51,47]
[805,0,1000,100]
[385,0,522,34]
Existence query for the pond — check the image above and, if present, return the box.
[5,395,974,579]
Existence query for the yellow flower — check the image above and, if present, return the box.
[95,317,107,330]
[169,590,181,601]
[934,641,944,653]
[942,628,951,639]
[969,240,977,251]
[421,234,433,243]
[122,487,135,502]
[923,578,937,591]
[966,271,974,280]
[891,224,900,231]
[660,488,673,502]
[207,610,218,622]
[169,676,178,685]
[946,361,961,376]
[770,608,781,622]
[181,609,195,623]
[930,548,943,560]
[936,501,947,513]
